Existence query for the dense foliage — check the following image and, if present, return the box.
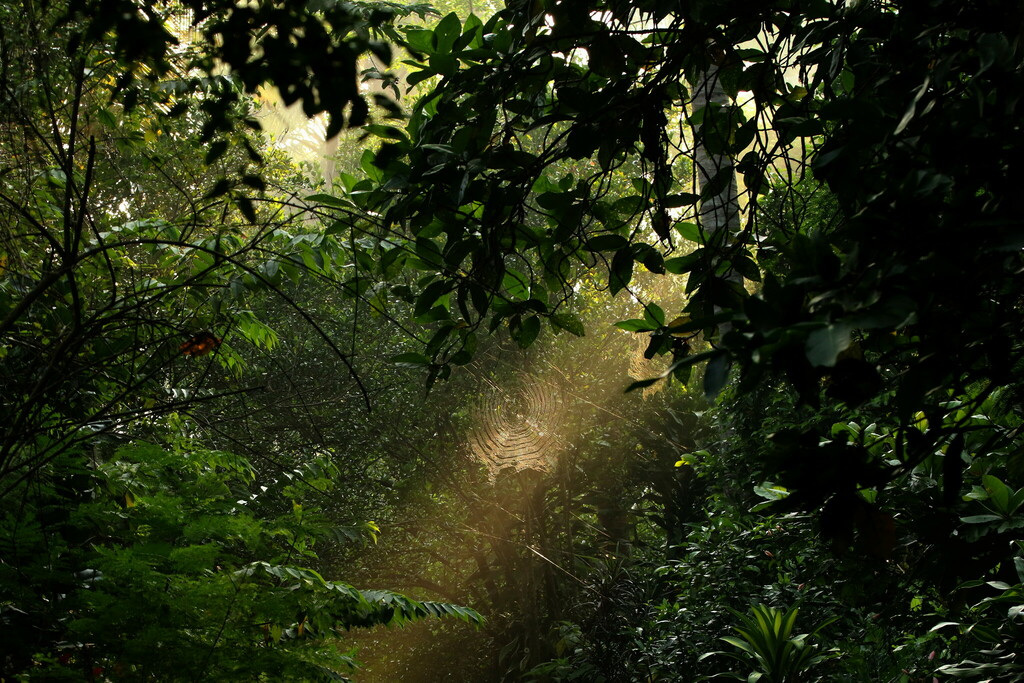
[315,0,1024,678]
[0,0,479,678]
[3,0,1024,679]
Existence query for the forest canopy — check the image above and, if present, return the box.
[2,0,1024,680]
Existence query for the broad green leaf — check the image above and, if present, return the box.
[513,315,541,348]
[806,322,852,367]
[961,514,1002,524]
[586,234,629,252]
[643,303,665,327]
[389,352,431,368]
[982,475,1011,514]
[433,12,462,53]
[664,252,700,274]
[305,193,351,208]
[674,221,703,243]
[664,193,700,208]
[615,318,658,332]
[363,124,409,142]
[404,28,433,54]
[704,353,731,398]
[415,280,452,318]
[550,312,585,336]
[609,247,633,295]
[503,268,530,300]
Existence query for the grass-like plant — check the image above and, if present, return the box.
[700,603,837,682]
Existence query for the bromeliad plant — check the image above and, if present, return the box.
[701,603,838,683]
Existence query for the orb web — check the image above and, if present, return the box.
[468,376,567,479]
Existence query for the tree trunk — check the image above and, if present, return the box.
[691,65,741,241]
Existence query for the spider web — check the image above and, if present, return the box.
[467,373,568,479]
